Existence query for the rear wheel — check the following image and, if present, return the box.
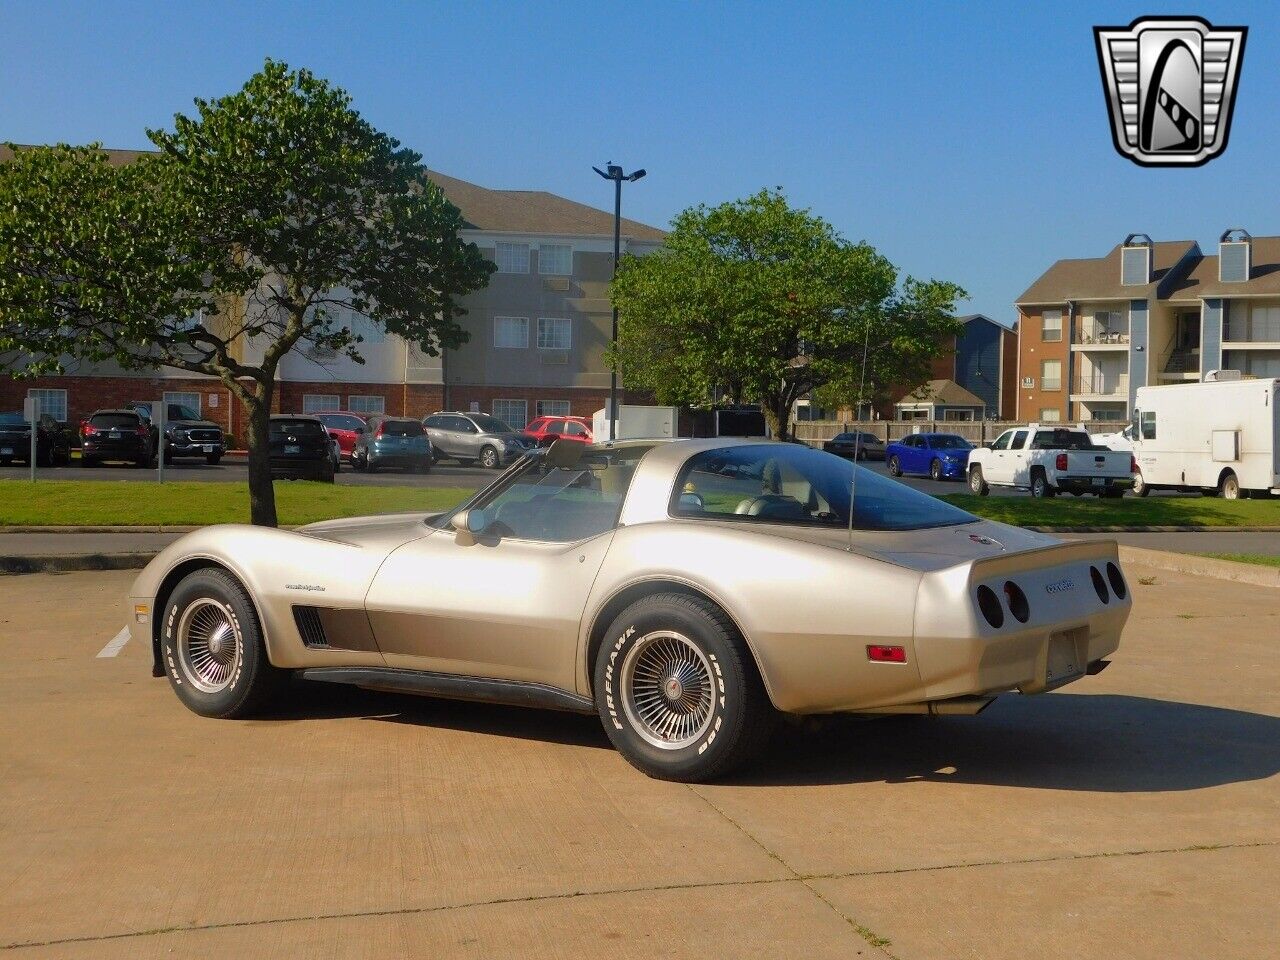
[929,458,943,481]
[968,465,989,496]
[594,594,775,782]
[161,568,284,718]
[887,455,902,477]
[479,445,501,469]
[1220,472,1241,500]
[1030,470,1055,499]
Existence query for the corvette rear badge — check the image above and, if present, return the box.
[1094,16,1246,167]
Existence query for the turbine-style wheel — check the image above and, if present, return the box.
[621,631,716,751]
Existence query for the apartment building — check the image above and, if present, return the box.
[0,146,666,433]
[1012,231,1280,423]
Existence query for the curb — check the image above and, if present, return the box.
[0,552,159,575]
[1116,545,1280,588]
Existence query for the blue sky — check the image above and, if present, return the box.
[2,1,1277,323]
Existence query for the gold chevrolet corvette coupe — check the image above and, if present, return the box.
[128,438,1130,781]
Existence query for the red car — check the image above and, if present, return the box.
[524,415,593,446]
[313,412,371,461]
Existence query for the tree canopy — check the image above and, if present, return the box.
[609,189,965,438]
[0,59,492,524]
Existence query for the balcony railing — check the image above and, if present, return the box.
[1073,323,1130,346]
[1072,372,1129,396]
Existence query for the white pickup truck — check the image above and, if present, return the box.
[966,424,1135,498]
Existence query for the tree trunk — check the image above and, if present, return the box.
[760,393,793,442]
[243,390,278,527]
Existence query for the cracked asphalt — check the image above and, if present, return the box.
[2,565,1278,959]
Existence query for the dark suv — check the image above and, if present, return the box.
[0,411,71,467]
[131,401,225,464]
[80,410,155,467]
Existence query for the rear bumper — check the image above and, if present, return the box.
[1054,475,1133,493]
[83,440,148,459]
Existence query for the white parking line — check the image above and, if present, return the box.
[97,627,131,658]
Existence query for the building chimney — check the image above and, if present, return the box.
[1218,228,1252,283]
[1120,234,1153,286]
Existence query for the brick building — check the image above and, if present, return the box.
[0,146,666,437]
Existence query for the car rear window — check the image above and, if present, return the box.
[91,413,141,428]
[1031,430,1097,451]
[270,419,325,437]
[319,414,365,431]
[379,420,423,437]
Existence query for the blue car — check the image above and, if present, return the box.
[885,432,973,481]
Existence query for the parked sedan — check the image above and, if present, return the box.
[886,432,974,481]
[81,410,155,467]
[268,415,334,482]
[524,415,593,446]
[0,411,71,466]
[131,438,1129,782]
[822,431,886,461]
[352,416,432,473]
[313,412,371,462]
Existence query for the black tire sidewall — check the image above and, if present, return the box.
[930,459,941,481]
[888,456,901,476]
[162,570,272,718]
[595,596,758,781]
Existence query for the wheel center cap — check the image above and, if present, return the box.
[207,633,225,657]
[664,677,683,701]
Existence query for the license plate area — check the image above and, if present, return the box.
[285,444,300,454]
[1045,628,1086,689]
[0,447,11,456]
[1091,477,1104,486]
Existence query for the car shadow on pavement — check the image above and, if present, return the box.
[270,679,611,750]
[729,694,1280,792]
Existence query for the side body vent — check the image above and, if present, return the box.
[293,605,329,648]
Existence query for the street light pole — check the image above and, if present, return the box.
[593,162,645,441]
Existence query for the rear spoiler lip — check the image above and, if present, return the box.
[965,539,1120,580]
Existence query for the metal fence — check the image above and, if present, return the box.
[792,420,1031,446]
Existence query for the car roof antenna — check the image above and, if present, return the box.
[848,316,872,553]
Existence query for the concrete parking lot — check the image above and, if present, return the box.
[2,564,1278,958]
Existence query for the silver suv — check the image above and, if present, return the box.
[422,411,535,469]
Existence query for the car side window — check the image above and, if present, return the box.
[1011,430,1028,450]
[991,431,1012,451]
[544,419,564,435]
[468,446,651,542]
[457,417,478,433]
[564,421,587,436]
[424,415,445,429]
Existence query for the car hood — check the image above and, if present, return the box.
[296,512,434,549]
[170,419,220,430]
[490,432,534,444]
[733,519,1061,573]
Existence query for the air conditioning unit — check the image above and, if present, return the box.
[1204,369,1242,382]
[543,276,571,292]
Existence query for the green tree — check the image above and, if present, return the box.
[609,189,965,438]
[0,60,492,525]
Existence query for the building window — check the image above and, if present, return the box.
[1039,408,1062,422]
[302,394,340,413]
[493,399,528,428]
[538,244,572,275]
[536,399,571,417]
[1041,359,1062,391]
[493,316,529,349]
[26,388,67,422]
[537,317,572,350]
[1042,309,1063,342]
[163,391,201,416]
[495,242,530,273]
[348,395,385,415]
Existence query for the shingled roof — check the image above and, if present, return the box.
[1016,240,1199,304]
[1165,235,1280,300]
[897,379,985,408]
[1,144,666,242]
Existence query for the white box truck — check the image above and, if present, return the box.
[592,404,678,441]
[1130,378,1280,499]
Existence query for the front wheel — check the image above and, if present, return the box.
[968,465,989,496]
[595,594,775,782]
[929,458,943,481]
[161,568,284,718]
[479,445,501,469]
[1132,470,1150,497]
[887,455,902,477]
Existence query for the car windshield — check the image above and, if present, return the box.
[673,444,975,531]
[167,404,201,421]
[437,445,654,542]
[318,414,365,431]
[468,414,514,433]
[929,435,971,449]
[1030,429,1098,451]
[380,420,423,437]
[270,419,325,437]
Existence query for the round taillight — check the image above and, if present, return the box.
[1106,562,1127,601]
[1003,581,1030,623]
[1090,565,1110,604]
[976,585,1004,628]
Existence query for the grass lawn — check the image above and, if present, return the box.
[941,493,1280,528]
[0,480,472,527]
[1204,553,1280,568]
